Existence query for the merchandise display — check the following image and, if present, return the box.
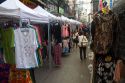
[0,0,81,82]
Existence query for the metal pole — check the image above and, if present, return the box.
[48,21,52,69]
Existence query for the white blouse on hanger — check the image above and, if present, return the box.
[14,28,38,69]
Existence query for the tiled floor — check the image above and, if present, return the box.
[34,48,91,83]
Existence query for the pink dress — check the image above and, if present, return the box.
[61,25,69,38]
[53,44,62,65]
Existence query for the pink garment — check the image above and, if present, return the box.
[53,44,62,65]
[33,25,42,45]
[99,0,103,10]
[61,25,69,38]
[114,60,122,82]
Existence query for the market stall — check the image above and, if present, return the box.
[0,0,51,83]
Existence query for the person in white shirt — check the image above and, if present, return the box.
[78,31,88,60]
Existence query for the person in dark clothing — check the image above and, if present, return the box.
[78,32,88,60]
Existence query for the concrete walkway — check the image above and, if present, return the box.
[34,48,91,83]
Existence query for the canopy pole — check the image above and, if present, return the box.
[48,21,52,69]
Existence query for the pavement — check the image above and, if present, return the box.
[34,48,91,83]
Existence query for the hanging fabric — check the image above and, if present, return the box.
[92,12,118,54]
[110,0,113,9]
[0,48,4,63]
[9,65,33,83]
[99,0,103,11]
[14,28,38,68]
[53,44,62,66]
[0,64,10,83]
[61,25,69,38]
[113,60,122,82]
[94,55,115,83]
[0,28,15,64]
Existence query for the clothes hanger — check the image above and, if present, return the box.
[20,22,29,32]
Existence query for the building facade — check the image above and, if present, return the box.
[42,0,70,16]
[75,0,92,23]
[20,0,47,9]
[68,0,76,18]
[91,0,99,14]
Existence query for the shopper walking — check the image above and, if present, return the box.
[74,30,79,48]
[78,32,88,60]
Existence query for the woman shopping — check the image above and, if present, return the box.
[78,32,88,61]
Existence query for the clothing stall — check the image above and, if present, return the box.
[0,0,82,82]
[0,0,51,83]
[34,6,62,66]
[60,16,71,55]
[60,17,81,56]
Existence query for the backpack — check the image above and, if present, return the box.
[81,36,88,47]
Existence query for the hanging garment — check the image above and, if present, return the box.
[33,26,43,66]
[99,0,103,10]
[61,25,69,38]
[92,12,118,54]
[33,25,42,45]
[0,48,4,63]
[52,23,62,43]
[14,28,38,68]
[96,61,115,83]
[113,60,122,82]
[0,28,15,64]
[36,49,43,67]
[53,44,62,65]
[95,55,115,83]
[0,64,10,83]
[9,65,32,83]
[114,60,125,82]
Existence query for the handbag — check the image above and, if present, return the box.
[81,36,88,47]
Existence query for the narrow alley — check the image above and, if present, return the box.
[35,48,91,83]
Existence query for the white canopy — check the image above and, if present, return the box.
[34,6,57,21]
[61,16,70,22]
[61,15,81,24]
[70,19,81,24]
[0,0,49,23]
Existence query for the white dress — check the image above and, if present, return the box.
[14,28,38,69]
